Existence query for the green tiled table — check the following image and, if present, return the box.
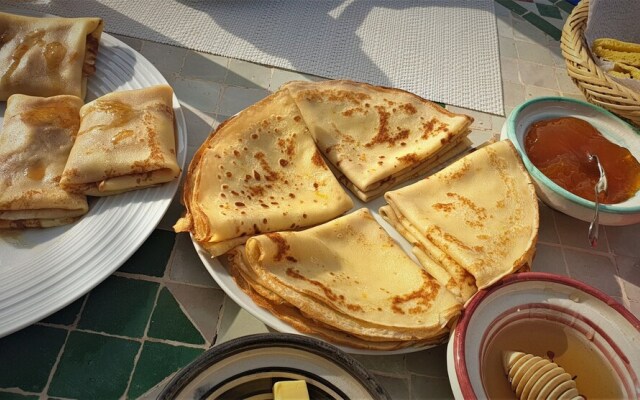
[2,1,640,399]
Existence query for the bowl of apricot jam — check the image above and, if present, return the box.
[502,97,640,225]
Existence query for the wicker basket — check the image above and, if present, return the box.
[560,0,640,126]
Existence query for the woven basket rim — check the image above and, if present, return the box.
[560,0,640,126]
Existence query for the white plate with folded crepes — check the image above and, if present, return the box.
[177,81,540,355]
[0,10,187,338]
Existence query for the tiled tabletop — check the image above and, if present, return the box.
[2,1,639,399]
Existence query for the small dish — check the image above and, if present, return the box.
[447,272,640,399]
[159,333,390,399]
[501,96,640,225]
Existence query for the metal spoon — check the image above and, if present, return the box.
[587,154,608,247]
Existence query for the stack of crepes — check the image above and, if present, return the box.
[380,140,539,303]
[227,208,462,350]
[175,79,475,256]
[284,80,474,201]
[174,88,354,256]
[225,140,539,350]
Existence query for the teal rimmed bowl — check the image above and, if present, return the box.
[501,97,640,226]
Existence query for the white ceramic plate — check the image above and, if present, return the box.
[0,32,187,338]
[193,168,459,355]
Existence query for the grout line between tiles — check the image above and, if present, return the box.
[0,387,41,397]
[39,294,90,398]
[113,270,218,290]
[209,298,226,346]
[550,211,573,276]
[164,283,213,347]
[122,283,162,400]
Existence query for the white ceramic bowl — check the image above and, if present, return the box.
[447,272,640,399]
[159,333,390,399]
[502,97,640,225]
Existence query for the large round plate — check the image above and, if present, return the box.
[193,185,443,355]
[0,31,187,338]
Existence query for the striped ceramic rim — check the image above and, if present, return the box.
[453,272,640,399]
[158,333,390,400]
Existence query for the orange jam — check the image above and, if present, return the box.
[524,117,640,204]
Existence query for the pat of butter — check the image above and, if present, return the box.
[273,380,310,400]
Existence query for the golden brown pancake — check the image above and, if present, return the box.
[235,208,461,341]
[0,94,88,228]
[60,85,181,196]
[381,140,539,292]
[0,12,103,101]
[174,88,353,256]
[284,80,473,201]
[227,254,448,350]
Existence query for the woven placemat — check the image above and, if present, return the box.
[3,0,503,115]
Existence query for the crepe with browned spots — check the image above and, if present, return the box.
[174,89,353,256]
[284,80,473,201]
[228,208,461,346]
[60,85,180,196]
[380,140,539,295]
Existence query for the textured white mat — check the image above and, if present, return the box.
[3,0,503,114]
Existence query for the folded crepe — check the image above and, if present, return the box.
[174,89,353,256]
[0,12,103,101]
[380,140,539,298]
[60,85,180,196]
[334,137,473,201]
[229,208,461,346]
[284,80,473,201]
[0,94,88,228]
[228,251,448,350]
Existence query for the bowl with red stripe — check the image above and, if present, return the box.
[447,272,640,399]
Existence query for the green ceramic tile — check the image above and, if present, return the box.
[127,341,203,398]
[0,325,67,392]
[147,287,205,345]
[535,3,562,19]
[48,331,139,399]
[495,0,528,15]
[556,0,575,14]
[523,12,562,41]
[40,296,85,326]
[0,393,39,400]
[118,229,176,277]
[78,276,158,337]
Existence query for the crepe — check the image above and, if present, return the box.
[0,94,88,228]
[335,137,473,201]
[228,252,448,350]
[59,85,180,196]
[284,80,473,200]
[174,89,353,256]
[0,12,103,101]
[233,208,461,344]
[381,140,539,295]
